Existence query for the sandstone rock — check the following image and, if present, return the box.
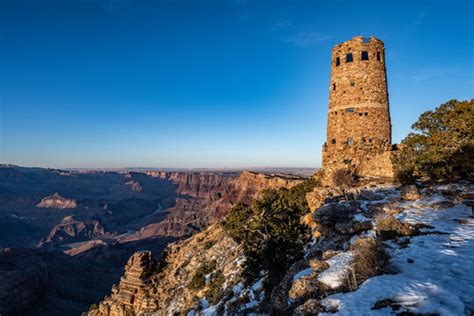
[293,298,323,316]
[36,192,77,209]
[306,187,342,213]
[270,260,310,313]
[400,185,421,201]
[125,180,142,192]
[88,251,158,316]
[288,275,319,301]
[322,250,340,260]
[39,216,105,247]
[312,203,357,235]
[309,259,330,272]
[89,225,244,316]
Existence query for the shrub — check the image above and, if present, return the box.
[394,167,417,185]
[204,240,215,250]
[348,237,390,289]
[222,202,255,243]
[188,260,217,291]
[205,270,225,304]
[223,179,317,290]
[393,99,474,182]
[332,168,355,187]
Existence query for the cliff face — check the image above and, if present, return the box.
[89,225,244,316]
[88,182,474,315]
[123,171,305,240]
[38,216,106,247]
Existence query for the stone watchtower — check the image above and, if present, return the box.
[322,36,394,180]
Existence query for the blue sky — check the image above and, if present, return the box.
[0,0,472,168]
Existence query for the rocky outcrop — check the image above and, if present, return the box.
[88,225,244,315]
[39,216,106,247]
[90,251,158,315]
[306,186,343,213]
[36,192,77,209]
[124,180,142,192]
[400,184,421,200]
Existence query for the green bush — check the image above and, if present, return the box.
[205,270,225,304]
[223,178,317,290]
[188,260,217,291]
[393,99,474,182]
[204,240,215,250]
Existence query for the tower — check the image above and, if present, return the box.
[322,36,394,179]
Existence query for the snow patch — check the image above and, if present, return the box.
[293,268,313,281]
[320,186,474,315]
[318,252,354,289]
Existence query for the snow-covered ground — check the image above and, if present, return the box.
[318,252,354,289]
[321,186,474,315]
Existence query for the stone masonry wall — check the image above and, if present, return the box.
[322,36,394,180]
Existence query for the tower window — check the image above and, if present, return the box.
[346,107,354,113]
[359,113,363,116]
[336,57,341,66]
[346,53,353,63]
[351,82,355,87]
[361,51,369,60]
[377,52,381,61]
[333,83,336,91]
[365,112,368,116]
[362,37,371,43]
[331,139,336,144]
[347,137,354,145]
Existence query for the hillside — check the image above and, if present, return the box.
[0,166,303,315]
[88,180,474,315]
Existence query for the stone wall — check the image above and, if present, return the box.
[322,36,394,181]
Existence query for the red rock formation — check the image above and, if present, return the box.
[38,216,106,247]
[120,171,305,240]
[36,192,77,209]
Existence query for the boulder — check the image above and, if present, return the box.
[400,185,420,201]
[312,203,358,235]
[289,275,319,301]
[308,259,330,272]
[306,187,342,213]
[293,299,323,315]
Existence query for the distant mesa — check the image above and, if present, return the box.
[125,180,143,192]
[38,216,106,248]
[36,192,77,209]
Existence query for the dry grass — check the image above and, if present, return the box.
[332,169,355,187]
[347,237,390,290]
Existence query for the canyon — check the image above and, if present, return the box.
[0,164,308,315]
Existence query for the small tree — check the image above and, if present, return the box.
[393,99,474,183]
[222,179,317,290]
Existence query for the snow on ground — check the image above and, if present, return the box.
[321,186,474,315]
[293,268,313,281]
[353,213,370,222]
[318,251,354,289]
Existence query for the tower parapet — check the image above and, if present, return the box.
[322,36,394,180]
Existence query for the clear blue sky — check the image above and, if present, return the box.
[0,0,472,169]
